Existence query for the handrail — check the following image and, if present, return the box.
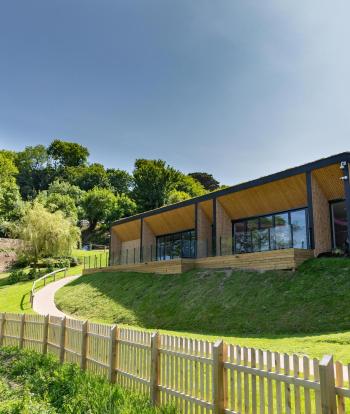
[30,268,67,307]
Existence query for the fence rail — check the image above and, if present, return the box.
[0,312,348,414]
[30,268,68,307]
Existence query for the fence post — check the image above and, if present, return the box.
[0,313,5,346]
[42,314,49,354]
[64,268,67,277]
[319,355,337,414]
[212,339,225,414]
[80,320,88,370]
[19,314,25,348]
[150,332,160,405]
[59,316,66,363]
[108,324,119,383]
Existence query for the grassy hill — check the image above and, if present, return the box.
[55,257,350,361]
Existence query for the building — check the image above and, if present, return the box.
[107,152,350,274]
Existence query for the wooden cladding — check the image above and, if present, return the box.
[312,163,344,201]
[217,173,308,220]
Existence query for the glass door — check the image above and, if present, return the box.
[331,201,348,250]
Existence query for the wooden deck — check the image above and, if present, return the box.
[83,248,314,275]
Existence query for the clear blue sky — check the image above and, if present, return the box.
[0,1,349,184]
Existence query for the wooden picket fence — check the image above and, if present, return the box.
[0,312,349,414]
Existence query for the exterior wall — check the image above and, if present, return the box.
[197,205,212,258]
[311,174,332,256]
[142,221,156,261]
[110,230,122,265]
[216,200,232,255]
[121,239,141,264]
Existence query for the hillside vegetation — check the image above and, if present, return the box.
[56,258,350,335]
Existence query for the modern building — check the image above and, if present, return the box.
[107,152,350,274]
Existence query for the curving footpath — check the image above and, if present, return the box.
[32,275,81,318]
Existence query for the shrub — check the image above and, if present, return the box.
[7,270,27,284]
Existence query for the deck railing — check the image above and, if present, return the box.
[0,312,348,414]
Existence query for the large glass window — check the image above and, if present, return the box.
[156,229,196,261]
[233,208,309,254]
[331,201,348,250]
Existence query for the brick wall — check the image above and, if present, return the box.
[311,173,332,256]
[216,200,232,255]
[197,204,212,258]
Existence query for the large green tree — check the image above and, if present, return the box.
[65,163,109,191]
[106,168,133,195]
[15,145,54,199]
[47,139,89,167]
[132,159,181,211]
[175,174,206,197]
[14,202,80,266]
[188,172,220,191]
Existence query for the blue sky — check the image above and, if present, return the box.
[0,1,349,184]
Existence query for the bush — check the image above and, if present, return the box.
[69,257,79,267]
[7,270,27,284]
[11,254,30,269]
[27,268,38,280]
[0,347,176,414]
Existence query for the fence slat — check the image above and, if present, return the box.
[335,361,345,414]
[42,314,49,354]
[212,339,224,414]
[59,316,66,363]
[150,332,160,405]
[319,355,337,414]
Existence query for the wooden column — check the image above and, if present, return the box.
[319,355,337,414]
[342,161,350,253]
[140,218,144,263]
[195,203,198,258]
[306,172,315,249]
[150,332,160,405]
[212,339,225,414]
[212,198,217,256]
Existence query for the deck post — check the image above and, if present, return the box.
[212,198,217,256]
[306,171,315,249]
[150,332,160,405]
[319,355,337,414]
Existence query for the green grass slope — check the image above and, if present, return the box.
[56,258,350,335]
[56,258,350,362]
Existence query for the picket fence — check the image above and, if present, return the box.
[0,312,349,414]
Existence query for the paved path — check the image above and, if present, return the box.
[32,275,81,317]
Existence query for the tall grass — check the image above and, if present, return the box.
[0,347,177,414]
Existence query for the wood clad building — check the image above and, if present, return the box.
[107,153,350,273]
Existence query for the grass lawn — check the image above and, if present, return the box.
[0,249,103,314]
[56,257,350,363]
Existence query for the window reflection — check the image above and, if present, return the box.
[156,230,196,260]
[331,201,348,250]
[233,208,308,254]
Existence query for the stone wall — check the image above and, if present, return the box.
[311,173,332,256]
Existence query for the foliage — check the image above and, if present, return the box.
[174,174,206,197]
[36,191,78,222]
[82,188,136,231]
[15,145,53,200]
[47,179,84,205]
[14,202,80,266]
[65,163,109,191]
[47,139,89,168]
[166,190,191,204]
[188,172,220,191]
[8,270,27,285]
[107,168,133,195]
[0,347,177,414]
[132,159,181,211]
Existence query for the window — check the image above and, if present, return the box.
[156,229,196,260]
[331,201,348,250]
[233,208,309,254]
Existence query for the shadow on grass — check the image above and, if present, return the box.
[60,258,350,339]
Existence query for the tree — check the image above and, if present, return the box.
[47,179,84,206]
[106,168,133,195]
[15,145,53,199]
[175,174,206,197]
[0,153,24,235]
[188,172,220,191]
[82,187,118,231]
[166,190,191,205]
[65,163,109,191]
[132,159,181,212]
[36,191,78,223]
[47,139,89,167]
[14,202,80,266]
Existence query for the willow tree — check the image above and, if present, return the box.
[16,202,80,266]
